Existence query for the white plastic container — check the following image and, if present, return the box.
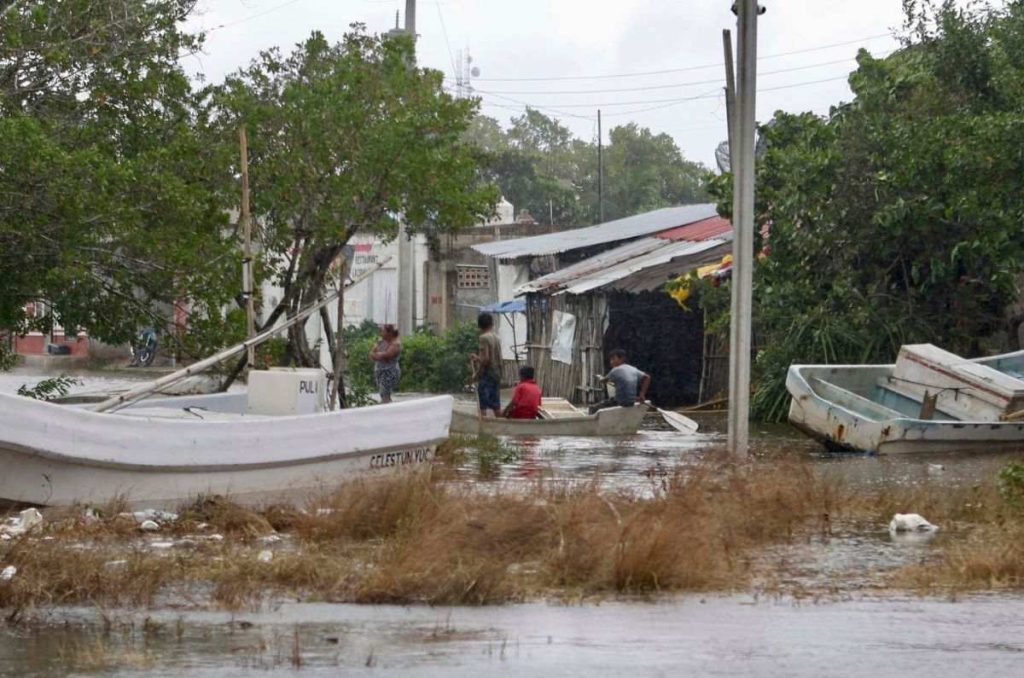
[247,368,326,416]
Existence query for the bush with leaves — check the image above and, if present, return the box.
[709,1,1024,420]
[349,322,478,394]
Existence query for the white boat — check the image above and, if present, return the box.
[451,398,649,436]
[0,390,453,507]
[787,343,1024,454]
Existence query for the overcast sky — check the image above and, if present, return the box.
[181,1,935,168]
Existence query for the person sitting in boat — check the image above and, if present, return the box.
[504,365,542,419]
[589,349,651,414]
[369,324,402,404]
[470,312,503,418]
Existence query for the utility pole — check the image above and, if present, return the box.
[239,126,256,368]
[722,29,737,157]
[597,109,604,224]
[396,0,417,336]
[726,1,761,459]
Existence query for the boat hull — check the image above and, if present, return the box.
[451,403,648,436]
[0,393,453,506]
[787,365,1024,454]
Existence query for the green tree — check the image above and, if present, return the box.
[0,1,239,364]
[709,0,1024,420]
[207,27,498,368]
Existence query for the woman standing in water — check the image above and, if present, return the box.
[369,324,402,404]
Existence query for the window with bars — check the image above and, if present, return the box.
[457,265,491,289]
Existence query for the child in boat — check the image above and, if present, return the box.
[589,349,651,414]
[504,365,543,419]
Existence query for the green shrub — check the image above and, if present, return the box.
[999,462,1024,509]
[346,322,479,394]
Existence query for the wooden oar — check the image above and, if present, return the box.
[658,408,699,433]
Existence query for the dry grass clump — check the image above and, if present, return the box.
[9,452,1024,612]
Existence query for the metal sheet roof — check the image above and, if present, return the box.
[519,235,733,296]
[472,203,718,260]
[655,215,732,242]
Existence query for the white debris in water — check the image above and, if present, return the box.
[889,513,939,533]
[315,508,336,516]
[259,534,282,545]
[139,520,160,532]
[0,565,16,581]
[207,534,224,542]
[149,541,175,550]
[257,550,274,563]
[1,508,44,538]
[131,509,179,524]
[104,560,128,569]
[927,464,946,473]
[196,523,210,531]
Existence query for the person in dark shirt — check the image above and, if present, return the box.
[505,365,542,419]
[471,312,503,417]
[589,348,651,414]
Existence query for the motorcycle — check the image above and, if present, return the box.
[129,327,158,367]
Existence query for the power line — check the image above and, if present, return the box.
[478,54,888,96]
[203,0,309,35]
[474,72,852,109]
[470,32,895,82]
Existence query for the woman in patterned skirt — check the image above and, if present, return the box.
[369,324,402,404]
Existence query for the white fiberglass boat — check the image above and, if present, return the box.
[0,388,453,507]
[787,344,1024,454]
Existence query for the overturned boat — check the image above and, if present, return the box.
[787,344,1024,454]
[451,398,650,436]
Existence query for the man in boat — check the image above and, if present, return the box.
[471,312,503,417]
[504,365,542,419]
[589,348,651,414]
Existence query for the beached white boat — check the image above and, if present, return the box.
[0,389,453,507]
[787,344,1024,454]
[451,398,649,436]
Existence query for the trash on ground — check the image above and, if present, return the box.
[889,513,939,533]
[0,565,16,581]
[0,508,44,537]
[139,520,161,532]
[257,550,274,563]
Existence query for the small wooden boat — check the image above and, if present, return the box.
[787,344,1024,454]
[451,398,649,436]
[0,390,453,507]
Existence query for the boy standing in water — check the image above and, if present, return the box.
[589,348,651,414]
[471,312,503,417]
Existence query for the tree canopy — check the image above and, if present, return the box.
[468,109,709,227]
[708,0,1024,419]
[206,28,498,367]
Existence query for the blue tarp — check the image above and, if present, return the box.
[480,299,526,314]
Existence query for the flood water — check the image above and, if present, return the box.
[2,596,1023,676]
[4,374,1024,675]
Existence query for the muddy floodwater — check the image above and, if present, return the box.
[2,596,1023,676]
[3,373,1024,675]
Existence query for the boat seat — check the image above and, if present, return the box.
[538,398,584,420]
[809,377,904,422]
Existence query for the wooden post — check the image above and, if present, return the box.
[329,257,350,410]
[239,126,256,368]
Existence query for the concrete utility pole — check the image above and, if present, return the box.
[239,126,256,368]
[726,0,761,459]
[396,0,418,336]
[597,109,604,224]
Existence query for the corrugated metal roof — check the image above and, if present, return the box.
[655,215,732,242]
[519,235,733,296]
[516,238,666,294]
[472,203,718,260]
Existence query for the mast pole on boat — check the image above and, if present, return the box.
[726,1,761,459]
[92,258,391,413]
[239,126,256,369]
